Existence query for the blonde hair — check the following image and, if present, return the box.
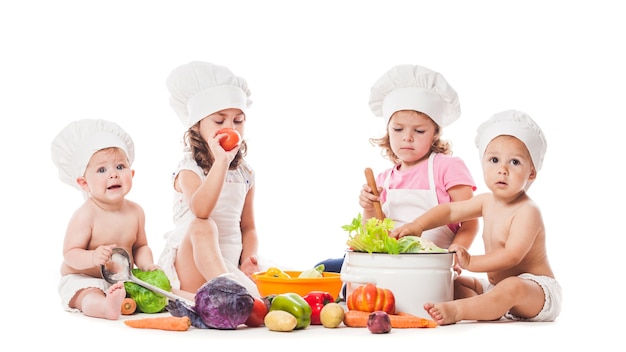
[370,114,452,164]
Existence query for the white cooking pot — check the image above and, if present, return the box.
[341,250,455,319]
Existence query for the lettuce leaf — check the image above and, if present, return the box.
[343,213,398,254]
[343,214,446,254]
[398,236,446,253]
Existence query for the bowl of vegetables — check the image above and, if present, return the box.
[252,265,343,300]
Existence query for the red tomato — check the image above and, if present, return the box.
[217,128,241,151]
[244,297,268,327]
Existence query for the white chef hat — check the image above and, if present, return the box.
[51,119,135,191]
[475,110,547,171]
[369,64,461,127]
[166,61,252,129]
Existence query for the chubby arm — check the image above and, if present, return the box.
[391,193,487,239]
[239,185,259,277]
[177,134,240,219]
[177,163,227,219]
[63,205,116,271]
[130,203,159,271]
[447,184,479,249]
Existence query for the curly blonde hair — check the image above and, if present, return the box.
[184,124,247,175]
[370,119,452,164]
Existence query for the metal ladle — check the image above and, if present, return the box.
[100,247,194,306]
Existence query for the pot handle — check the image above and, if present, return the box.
[340,273,377,285]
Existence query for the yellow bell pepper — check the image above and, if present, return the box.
[266,267,290,278]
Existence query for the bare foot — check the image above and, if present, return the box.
[424,302,459,326]
[105,282,126,320]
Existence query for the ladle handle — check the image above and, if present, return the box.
[364,167,384,220]
[130,276,195,307]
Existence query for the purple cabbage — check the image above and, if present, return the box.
[194,275,254,329]
[166,300,208,329]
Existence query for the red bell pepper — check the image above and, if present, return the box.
[303,291,334,325]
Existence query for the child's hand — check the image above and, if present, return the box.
[359,183,382,210]
[390,221,424,239]
[208,131,240,165]
[453,263,462,276]
[449,244,470,269]
[140,263,161,272]
[239,255,259,279]
[92,244,117,267]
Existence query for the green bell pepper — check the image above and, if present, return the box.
[269,293,312,329]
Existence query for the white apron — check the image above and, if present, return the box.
[382,153,455,249]
[159,181,261,297]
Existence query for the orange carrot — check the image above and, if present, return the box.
[124,316,191,331]
[343,309,438,328]
[120,297,137,315]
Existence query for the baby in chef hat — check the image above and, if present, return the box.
[316,64,478,274]
[51,119,159,320]
[475,109,548,189]
[393,110,562,324]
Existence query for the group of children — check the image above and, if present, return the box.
[51,61,561,325]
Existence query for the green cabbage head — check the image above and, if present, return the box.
[124,269,172,313]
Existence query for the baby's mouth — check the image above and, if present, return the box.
[108,185,121,190]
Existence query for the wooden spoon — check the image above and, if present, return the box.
[364,167,385,220]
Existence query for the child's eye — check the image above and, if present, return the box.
[392,127,402,132]
[510,159,520,166]
[489,157,499,164]
[116,164,126,170]
[97,167,106,173]
[414,129,425,134]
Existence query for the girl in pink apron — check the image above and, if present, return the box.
[317,64,478,275]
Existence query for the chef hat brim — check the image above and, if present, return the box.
[166,61,252,129]
[369,64,461,127]
[51,119,135,191]
[475,110,547,171]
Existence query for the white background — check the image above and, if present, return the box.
[1,0,623,348]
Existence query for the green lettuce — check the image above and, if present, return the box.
[343,213,398,254]
[124,268,172,313]
[343,213,446,254]
[398,235,447,253]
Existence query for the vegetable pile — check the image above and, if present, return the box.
[343,213,447,254]
[342,283,438,331]
[269,293,312,330]
[264,264,325,278]
[303,291,334,325]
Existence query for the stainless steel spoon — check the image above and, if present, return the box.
[100,247,194,306]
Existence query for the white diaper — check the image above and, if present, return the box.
[58,274,111,312]
[480,273,562,322]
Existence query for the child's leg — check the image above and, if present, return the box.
[76,282,125,320]
[453,275,484,299]
[175,218,228,293]
[425,276,545,325]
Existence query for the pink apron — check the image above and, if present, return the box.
[382,153,455,248]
